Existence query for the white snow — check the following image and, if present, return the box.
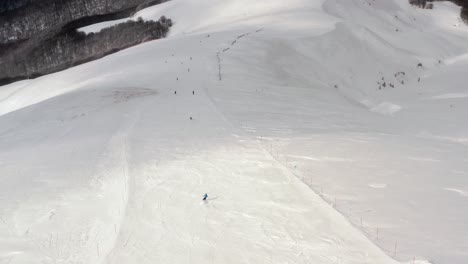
[79,18,130,34]
[1,0,468,264]
[370,102,402,115]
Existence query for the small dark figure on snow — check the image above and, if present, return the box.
[175,91,177,95]
[192,90,195,95]
[203,193,208,201]
[190,116,193,120]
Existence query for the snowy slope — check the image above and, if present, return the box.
[0,0,467,264]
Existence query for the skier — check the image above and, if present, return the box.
[203,193,208,201]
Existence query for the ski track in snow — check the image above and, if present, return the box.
[443,188,468,198]
[430,93,468,100]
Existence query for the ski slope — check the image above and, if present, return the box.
[1,0,468,264]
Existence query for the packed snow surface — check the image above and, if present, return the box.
[1,0,468,264]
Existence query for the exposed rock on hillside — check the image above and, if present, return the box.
[409,0,468,23]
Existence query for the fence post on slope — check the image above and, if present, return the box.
[393,240,398,257]
[217,52,222,81]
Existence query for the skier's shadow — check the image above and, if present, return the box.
[203,196,219,202]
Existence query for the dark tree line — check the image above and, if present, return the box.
[409,0,434,9]
[0,0,172,86]
[0,0,37,13]
[451,0,468,22]
[0,17,173,86]
[0,0,169,44]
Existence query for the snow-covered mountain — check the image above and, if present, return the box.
[0,0,467,264]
